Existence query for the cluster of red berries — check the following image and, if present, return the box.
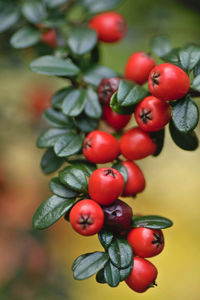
[66,12,190,292]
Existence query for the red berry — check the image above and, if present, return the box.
[102,199,133,234]
[103,105,131,131]
[125,257,158,293]
[134,96,171,132]
[125,52,155,85]
[83,130,120,164]
[148,63,190,101]
[88,168,125,205]
[69,199,104,236]
[122,161,145,196]
[41,29,57,48]
[89,12,127,43]
[98,77,121,105]
[127,228,164,258]
[120,127,157,160]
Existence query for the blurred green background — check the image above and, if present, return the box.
[1,0,200,299]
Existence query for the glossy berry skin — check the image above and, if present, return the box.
[103,199,133,235]
[88,168,125,205]
[134,96,171,132]
[41,29,57,48]
[120,127,157,160]
[69,199,104,236]
[148,63,190,101]
[125,257,158,293]
[127,228,164,258]
[125,52,155,85]
[103,105,131,131]
[89,12,127,43]
[83,130,120,164]
[122,161,145,196]
[98,77,121,105]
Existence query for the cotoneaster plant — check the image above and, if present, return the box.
[3,0,200,293]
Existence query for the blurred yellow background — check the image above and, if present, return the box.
[1,0,200,299]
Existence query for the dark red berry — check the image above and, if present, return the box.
[98,77,121,105]
[103,199,133,235]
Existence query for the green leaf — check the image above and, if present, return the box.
[72,254,90,271]
[108,238,133,269]
[51,87,74,109]
[84,88,102,119]
[104,261,120,287]
[83,65,117,87]
[150,129,165,157]
[45,0,68,8]
[32,195,74,229]
[112,162,128,184]
[49,177,77,198]
[80,0,122,13]
[119,261,133,281]
[169,120,199,151]
[192,73,200,92]
[68,160,96,177]
[37,128,70,148]
[62,89,87,117]
[194,62,200,77]
[41,148,65,174]
[110,92,135,115]
[30,56,80,76]
[96,269,106,284]
[172,96,199,133]
[43,108,74,128]
[22,1,47,24]
[132,215,173,229]
[59,166,88,191]
[179,44,200,72]
[73,252,109,280]
[54,133,83,157]
[10,26,41,49]
[68,26,97,55]
[98,230,114,249]
[151,35,171,57]
[162,48,182,68]
[117,80,148,107]
[0,6,20,32]
[75,113,99,132]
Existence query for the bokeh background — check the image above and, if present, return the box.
[1,0,200,299]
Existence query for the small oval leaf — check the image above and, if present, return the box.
[151,35,171,57]
[43,108,74,128]
[62,89,87,117]
[73,252,109,280]
[54,133,83,157]
[110,92,135,115]
[75,113,99,132]
[30,55,80,76]
[169,120,199,151]
[108,238,133,269]
[32,195,75,229]
[51,87,74,109]
[112,162,128,184]
[84,88,102,119]
[37,128,71,148]
[83,65,117,87]
[119,261,133,281]
[104,261,120,287]
[59,166,88,191]
[98,230,114,249]
[132,215,173,229]
[68,26,97,55]
[117,79,148,107]
[49,177,77,198]
[41,148,65,174]
[10,26,40,49]
[172,96,199,133]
